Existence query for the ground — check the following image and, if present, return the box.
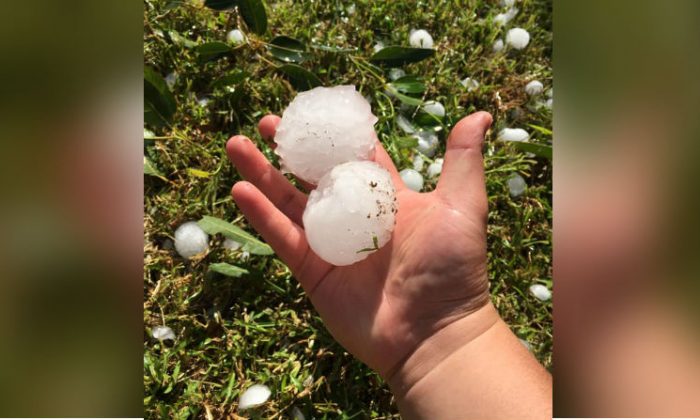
[144,0,552,418]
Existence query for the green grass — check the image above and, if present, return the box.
[144,0,552,418]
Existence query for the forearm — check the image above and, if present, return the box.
[387,303,552,420]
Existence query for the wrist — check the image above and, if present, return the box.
[385,302,500,397]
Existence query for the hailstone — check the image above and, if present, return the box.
[525,80,544,96]
[409,29,434,48]
[274,85,378,183]
[223,237,242,251]
[400,168,424,192]
[238,384,271,411]
[389,68,406,81]
[494,7,518,26]
[227,29,246,45]
[174,221,209,259]
[493,39,505,52]
[497,128,530,142]
[303,161,397,266]
[461,77,480,92]
[507,173,527,197]
[152,326,176,341]
[414,130,439,157]
[412,155,425,171]
[427,158,444,178]
[506,28,530,49]
[529,284,552,301]
[422,101,445,118]
[396,114,416,134]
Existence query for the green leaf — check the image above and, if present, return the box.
[212,69,250,89]
[187,168,211,178]
[390,76,425,94]
[209,262,249,278]
[394,135,418,149]
[269,36,310,63]
[278,64,322,90]
[370,46,435,66]
[385,84,423,106]
[197,216,274,255]
[527,124,553,136]
[144,67,176,128]
[238,0,267,35]
[144,156,167,181]
[204,0,236,10]
[512,142,552,160]
[197,42,231,63]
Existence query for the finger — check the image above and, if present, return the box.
[372,137,405,191]
[226,135,307,226]
[231,181,331,291]
[258,114,316,192]
[436,112,492,216]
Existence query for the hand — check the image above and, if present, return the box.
[225,111,495,379]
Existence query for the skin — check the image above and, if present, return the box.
[226,112,551,419]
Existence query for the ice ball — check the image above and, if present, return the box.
[238,384,271,411]
[525,80,544,96]
[493,39,505,52]
[507,173,527,197]
[275,85,378,184]
[427,158,444,178]
[303,161,397,266]
[174,221,209,259]
[400,168,424,192]
[227,29,246,45]
[151,325,176,341]
[422,101,445,118]
[497,128,530,142]
[529,284,552,301]
[409,29,434,48]
[506,28,530,49]
[414,130,439,157]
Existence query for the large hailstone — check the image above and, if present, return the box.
[409,29,434,48]
[303,161,397,266]
[275,86,378,184]
[506,28,530,49]
[400,168,424,192]
[174,221,209,259]
[238,384,271,411]
[497,128,530,142]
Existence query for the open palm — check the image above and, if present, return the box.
[226,112,493,378]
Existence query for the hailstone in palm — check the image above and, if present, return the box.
[506,28,530,49]
[400,168,424,192]
[174,221,209,259]
[525,80,544,96]
[303,161,397,266]
[274,85,378,183]
[409,29,434,48]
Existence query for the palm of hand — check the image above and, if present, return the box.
[226,112,493,377]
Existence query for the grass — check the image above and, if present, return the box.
[144,0,552,418]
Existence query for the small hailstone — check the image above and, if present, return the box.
[400,168,424,192]
[497,128,530,142]
[422,101,445,118]
[412,155,425,171]
[152,326,176,341]
[460,77,480,92]
[197,96,210,108]
[507,173,527,197]
[493,39,504,52]
[275,85,378,183]
[174,221,209,259]
[525,80,544,96]
[409,29,434,48]
[303,161,397,266]
[529,284,552,301]
[388,68,406,81]
[545,98,553,109]
[426,158,444,178]
[227,29,246,45]
[414,130,439,157]
[291,406,306,420]
[223,237,242,251]
[494,7,518,26]
[373,41,385,53]
[238,384,271,411]
[396,115,416,134]
[165,72,178,89]
[506,27,530,50]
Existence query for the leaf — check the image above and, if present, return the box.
[197,216,274,255]
[187,168,211,178]
[204,0,236,10]
[394,135,418,149]
[212,69,250,89]
[269,36,310,64]
[278,64,322,90]
[238,0,267,35]
[167,30,197,48]
[197,42,231,63]
[209,262,249,278]
[512,142,552,160]
[144,156,167,181]
[527,124,553,136]
[390,75,425,94]
[144,67,177,127]
[370,46,435,66]
[385,84,423,106]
